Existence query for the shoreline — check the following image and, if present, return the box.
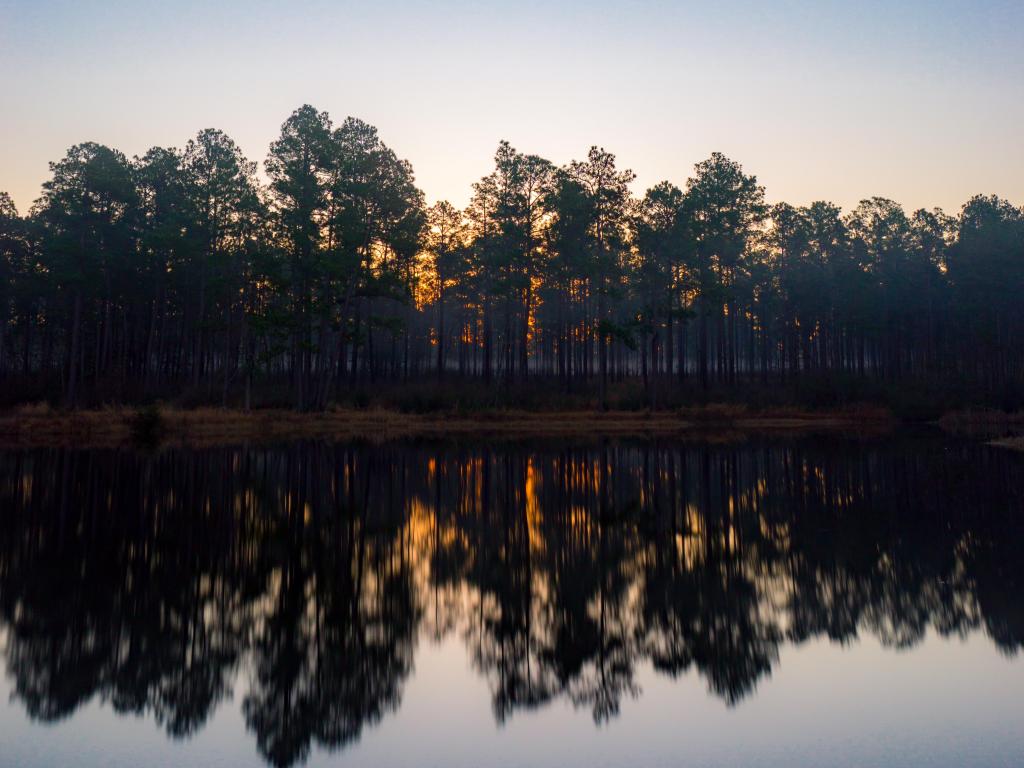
[0,405,896,448]
[989,437,1024,452]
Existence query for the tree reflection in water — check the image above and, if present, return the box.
[0,437,1021,766]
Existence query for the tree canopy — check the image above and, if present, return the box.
[1,105,1022,411]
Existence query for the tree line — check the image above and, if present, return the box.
[1,104,1022,410]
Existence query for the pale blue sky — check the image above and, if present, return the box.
[1,0,1022,214]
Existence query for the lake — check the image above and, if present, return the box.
[0,434,1022,767]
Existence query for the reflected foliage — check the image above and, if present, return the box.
[0,438,1022,764]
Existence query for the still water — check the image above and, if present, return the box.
[0,435,1022,767]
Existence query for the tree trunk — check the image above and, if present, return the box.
[66,291,83,408]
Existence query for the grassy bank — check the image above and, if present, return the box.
[0,402,895,448]
[8,372,1021,421]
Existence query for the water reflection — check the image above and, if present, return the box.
[0,438,1021,766]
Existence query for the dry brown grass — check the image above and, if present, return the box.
[0,406,136,447]
[0,403,896,449]
[679,402,893,429]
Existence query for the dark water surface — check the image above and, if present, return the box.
[0,435,1022,767]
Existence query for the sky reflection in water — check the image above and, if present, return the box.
[0,436,1022,767]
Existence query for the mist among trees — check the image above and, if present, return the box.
[1,104,1022,412]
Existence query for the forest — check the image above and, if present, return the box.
[1,104,1022,413]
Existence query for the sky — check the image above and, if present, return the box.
[1,0,1022,216]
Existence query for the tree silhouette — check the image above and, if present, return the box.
[2,107,1023,409]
